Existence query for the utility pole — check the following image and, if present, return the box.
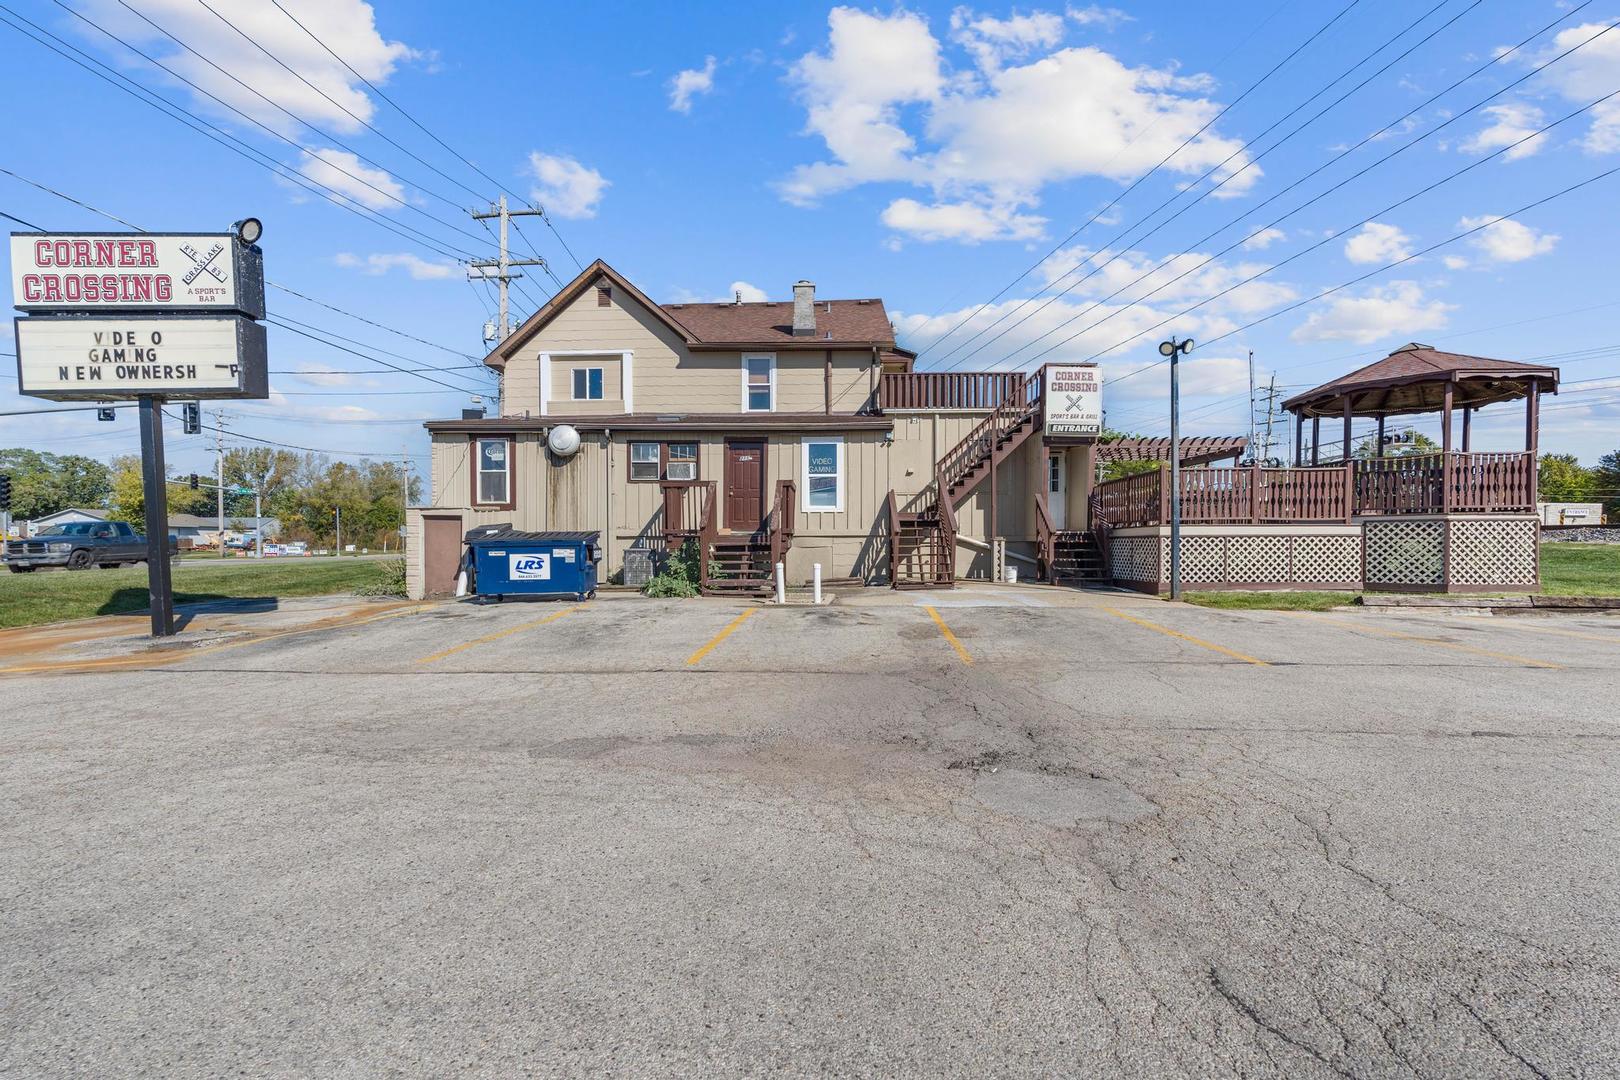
[1246,350,1257,465]
[214,411,225,557]
[335,506,342,558]
[1260,375,1279,465]
[469,195,548,342]
[400,445,410,557]
[1159,337,1195,602]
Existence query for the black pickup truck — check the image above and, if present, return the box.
[4,520,177,572]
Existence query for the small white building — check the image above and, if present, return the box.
[23,508,108,537]
[1538,502,1605,526]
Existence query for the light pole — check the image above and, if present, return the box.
[1158,336,1195,600]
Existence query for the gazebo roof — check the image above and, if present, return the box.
[1097,435,1248,466]
[1283,343,1559,419]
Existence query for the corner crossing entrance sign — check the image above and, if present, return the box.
[9,223,270,636]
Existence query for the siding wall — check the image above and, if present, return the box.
[499,286,879,417]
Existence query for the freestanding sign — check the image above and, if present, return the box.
[10,223,269,636]
[10,233,265,318]
[1043,364,1103,437]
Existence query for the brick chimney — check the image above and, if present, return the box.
[792,280,816,336]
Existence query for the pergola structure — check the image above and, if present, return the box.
[1095,435,1248,468]
[1282,342,1559,466]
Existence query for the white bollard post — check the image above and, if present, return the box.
[813,563,822,605]
[775,562,787,604]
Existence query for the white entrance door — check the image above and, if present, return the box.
[1048,452,1067,530]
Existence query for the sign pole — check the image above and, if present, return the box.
[137,396,175,636]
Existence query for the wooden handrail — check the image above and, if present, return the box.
[886,489,900,588]
[1088,489,1112,584]
[879,371,1030,411]
[767,479,796,572]
[697,480,718,592]
[1033,491,1055,583]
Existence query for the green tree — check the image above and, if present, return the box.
[106,455,212,524]
[0,449,112,518]
[1595,449,1620,522]
[1354,430,1439,459]
[1538,453,1595,502]
[221,447,301,517]
[1097,427,1162,482]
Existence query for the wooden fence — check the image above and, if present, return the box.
[879,371,1029,411]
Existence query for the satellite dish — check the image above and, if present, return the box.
[547,424,581,457]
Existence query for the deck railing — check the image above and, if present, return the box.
[767,479,797,571]
[879,371,1030,411]
[1092,451,1537,527]
[658,480,712,550]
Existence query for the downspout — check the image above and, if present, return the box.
[824,348,833,414]
[603,428,613,580]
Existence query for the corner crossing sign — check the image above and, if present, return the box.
[10,232,265,318]
[1043,364,1103,437]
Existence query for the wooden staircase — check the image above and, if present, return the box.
[888,377,1044,589]
[1048,530,1106,585]
[705,535,775,594]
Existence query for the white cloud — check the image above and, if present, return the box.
[1290,282,1455,344]
[668,56,717,113]
[1460,102,1547,161]
[297,148,404,210]
[881,197,1046,243]
[1241,227,1285,251]
[1343,222,1413,265]
[1457,215,1559,263]
[779,8,1255,241]
[1035,244,1298,315]
[668,280,771,304]
[74,0,416,138]
[950,8,1066,72]
[526,152,609,219]
[731,281,768,303]
[333,252,457,279]
[1443,255,1470,270]
[1067,5,1133,30]
[1524,22,1620,153]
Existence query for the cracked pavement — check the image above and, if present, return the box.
[1,590,1616,1077]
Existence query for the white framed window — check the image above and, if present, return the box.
[742,353,775,412]
[629,441,660,482]
[801,435,844,513]
[571,366,604,401]
[474,437,511,505]
[667,442,698,481]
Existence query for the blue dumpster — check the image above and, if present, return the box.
[463,525,599,602]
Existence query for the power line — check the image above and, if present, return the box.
[914,0,1365,359]
[0,6,471,263]
[264,0,583,269]
[1,207,45,230]
[952,0,1602,374]
[1102,161,1620,389]
[266,318,490,394]
[931,0,1471,371]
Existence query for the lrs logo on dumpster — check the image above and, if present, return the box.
[509,554,551,580]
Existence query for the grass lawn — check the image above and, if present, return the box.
[1183,542,1620,610]
[1539,542,1620,596]
[0,557,401,630]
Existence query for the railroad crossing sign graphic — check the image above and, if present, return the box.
[180,241,229,285]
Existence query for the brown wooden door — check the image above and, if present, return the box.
[422,516,463,598]
[724,440,766,532]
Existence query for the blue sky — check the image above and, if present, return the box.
[4,0,1620,479]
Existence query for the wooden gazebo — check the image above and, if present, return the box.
[1282,343,1558,515]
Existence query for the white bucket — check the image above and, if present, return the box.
[1006,566,1019,585]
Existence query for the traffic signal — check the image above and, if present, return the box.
[0,473,11,512]
[189,474,199,490]
[97,407,116,422]
[182,402,201,435]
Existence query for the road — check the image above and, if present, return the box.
[2,586,1615,1077]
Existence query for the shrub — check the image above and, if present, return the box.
[643,540,702,598]
[354,558,407,597]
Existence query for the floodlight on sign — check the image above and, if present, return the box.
[233,218,263,245]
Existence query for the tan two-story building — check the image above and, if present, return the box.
[405,260,1109,598]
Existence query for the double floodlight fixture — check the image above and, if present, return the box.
[1158,337,1194,358]
[232,217,263,246]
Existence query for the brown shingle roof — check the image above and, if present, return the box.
[1283,343,1559,418]
[663,298,894,346]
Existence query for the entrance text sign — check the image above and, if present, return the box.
[1044,365,1103,437]
[14,315,268,401]
[10,233,265,318]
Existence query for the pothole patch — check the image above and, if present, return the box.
[972,766,1157,826]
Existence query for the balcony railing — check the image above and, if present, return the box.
[1091,452,1536,529]
[879,371,1030,411]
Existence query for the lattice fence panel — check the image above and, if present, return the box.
[1228,536,1289,583]
[1177,536,1227,582]
[1110,537,1161,583]
[1448,518,1538,586]
[1364,520,1444,586]
[1293,535,1362,584]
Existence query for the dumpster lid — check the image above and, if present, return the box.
[464,525,599,544]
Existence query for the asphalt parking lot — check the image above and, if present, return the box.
[2,587,1617,1077]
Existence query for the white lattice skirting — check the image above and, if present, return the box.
[1108,526,1361,591]
[1363,515,1538,592]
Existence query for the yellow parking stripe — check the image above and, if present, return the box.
[0,603,427,676]
[416,605,578,664]
[1289,611,1562,669]
[924,605,973,665]
[1102,606,1269,666]
[686,608,757,666]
